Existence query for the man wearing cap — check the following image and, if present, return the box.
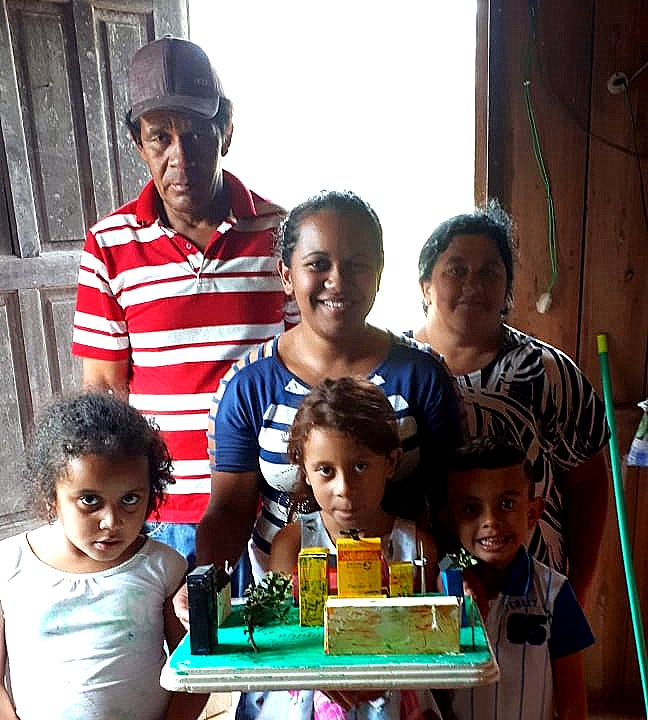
[72,37,297,570]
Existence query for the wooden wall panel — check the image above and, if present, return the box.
[0,124,14,256]
[488,0,595,362]
[43,288,83,396]
[625,465,648,705]
[0,292,36,540]
[8,0,90,248]
[75,1,153,217]
[18,285,82,416]
[579,0,648,402]
[474,0,488,206]
[580,3,648,705]
[586,409,645,713]
[585,478,627,707]
[486,0,647,712]
[0,1,40,256]
[482,0,513,223]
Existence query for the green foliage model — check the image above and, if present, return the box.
[242,571,293,652]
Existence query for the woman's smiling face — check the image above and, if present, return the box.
[422,233,508,341]
[279,209,382,341]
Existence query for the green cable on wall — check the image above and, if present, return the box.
[525,0,558,314]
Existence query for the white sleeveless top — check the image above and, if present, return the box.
[299,512,418,565]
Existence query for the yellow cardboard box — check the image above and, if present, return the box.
[389,561,414,597]
[298,547,329,626]
[324,596,461,655]
[336,537,382,598]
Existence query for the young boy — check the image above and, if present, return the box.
[444,437,594,720]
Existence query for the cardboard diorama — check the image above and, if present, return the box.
[187,536,471,658]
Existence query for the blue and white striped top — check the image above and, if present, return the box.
[208,334,462,580]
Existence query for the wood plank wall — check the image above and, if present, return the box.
[479,0,648,713]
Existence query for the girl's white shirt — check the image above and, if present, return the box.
[0,529,186,720]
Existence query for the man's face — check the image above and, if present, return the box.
[136,110,224,225]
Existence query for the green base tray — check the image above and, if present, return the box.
[161,596,499,692]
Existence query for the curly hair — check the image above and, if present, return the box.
[276,189,384,273]
[418,198,518,316]
[286,376,400,514]
[24,392,173,522]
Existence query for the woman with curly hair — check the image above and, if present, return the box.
[410,201,609,607]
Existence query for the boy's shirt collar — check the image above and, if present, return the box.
[501,545,534,597]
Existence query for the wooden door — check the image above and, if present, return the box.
[0,0,187,539]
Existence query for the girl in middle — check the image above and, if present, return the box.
[271,375,437,592]
[266,375,439,720]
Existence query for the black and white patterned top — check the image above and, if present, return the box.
[450,325,609,574]
[403,324,609,573]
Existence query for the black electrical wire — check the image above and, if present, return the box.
[621,80,648,236]
[531,19,647,160]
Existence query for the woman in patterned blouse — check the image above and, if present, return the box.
[410,200,609,607]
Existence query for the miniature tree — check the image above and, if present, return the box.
[242,571,293,652]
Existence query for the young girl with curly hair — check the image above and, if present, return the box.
[0,392,206,720]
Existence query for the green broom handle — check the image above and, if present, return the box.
[597,333,648,713]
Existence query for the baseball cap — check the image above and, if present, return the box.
[128,36,224,121]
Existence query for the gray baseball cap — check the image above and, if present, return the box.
[128,36,224,121]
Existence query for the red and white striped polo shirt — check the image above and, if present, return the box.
[72,171,297,523]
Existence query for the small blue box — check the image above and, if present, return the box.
[439,561,469,627]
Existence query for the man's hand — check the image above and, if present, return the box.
[173,582,190,630]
